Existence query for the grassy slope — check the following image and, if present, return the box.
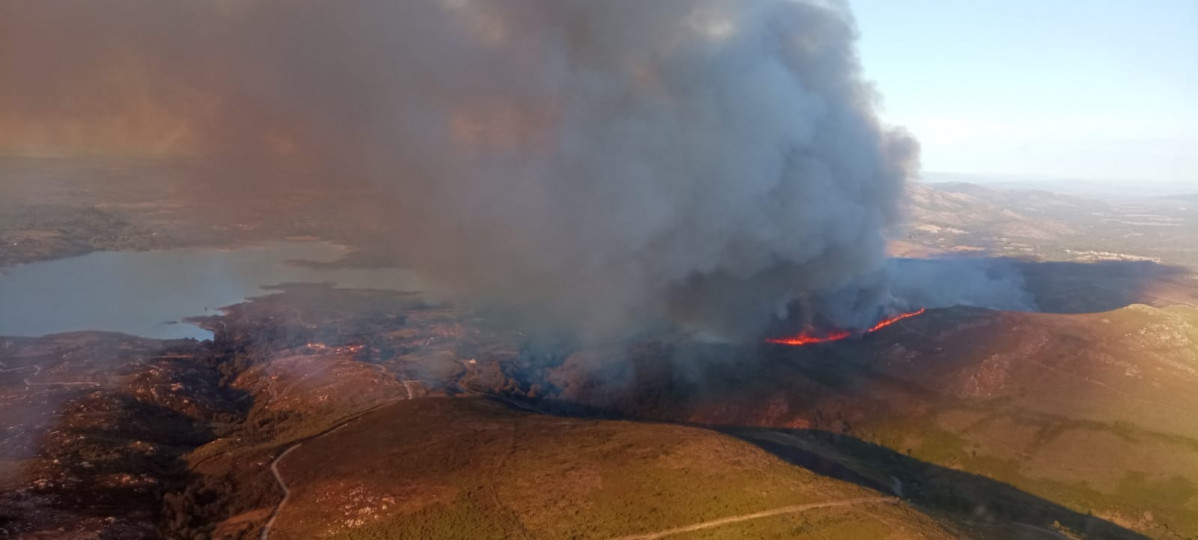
[267,398,961,540]
[844,305,1198,538]
[542,304,1197,538]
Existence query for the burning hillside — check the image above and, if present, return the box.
[765,307,927,346]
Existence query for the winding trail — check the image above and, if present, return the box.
[259,442,303,540]
[608,497,898,540]
[258,397,406,540]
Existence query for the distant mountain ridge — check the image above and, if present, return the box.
[919,171,1192,198]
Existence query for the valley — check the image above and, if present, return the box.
[1,166,1196,539]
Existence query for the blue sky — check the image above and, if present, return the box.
[852,0,1197,191]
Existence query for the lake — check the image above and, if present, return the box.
[0,241,421,340]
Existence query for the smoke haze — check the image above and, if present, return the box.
[888,258,1038,313]
[1,0,921,339]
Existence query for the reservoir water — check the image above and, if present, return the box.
[0,241,421,340]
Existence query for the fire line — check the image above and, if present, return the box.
[765,307,926,346]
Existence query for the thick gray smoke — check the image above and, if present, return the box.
[0,0,919,340]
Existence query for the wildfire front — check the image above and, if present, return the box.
[765,307,926,346]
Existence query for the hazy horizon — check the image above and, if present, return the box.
[917,170,1197,197]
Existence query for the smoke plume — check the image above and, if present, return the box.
[887,258,1039,312]
[1,0,919,340]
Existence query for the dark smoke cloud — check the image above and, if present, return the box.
[1,0,919,340]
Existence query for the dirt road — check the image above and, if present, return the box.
[609,497,898,540]
[259,442,302,540]
[258,397,406,540]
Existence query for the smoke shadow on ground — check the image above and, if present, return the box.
[482,266,1198,537]
[1009,258,1197,314]
[888,256,1196,316]
[488,395,1147,539]
[723,427,1152,540]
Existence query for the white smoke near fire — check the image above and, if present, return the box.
[887,258,1039,312]
[0,0,919,340]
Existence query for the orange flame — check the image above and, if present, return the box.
[765,307,926,346]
